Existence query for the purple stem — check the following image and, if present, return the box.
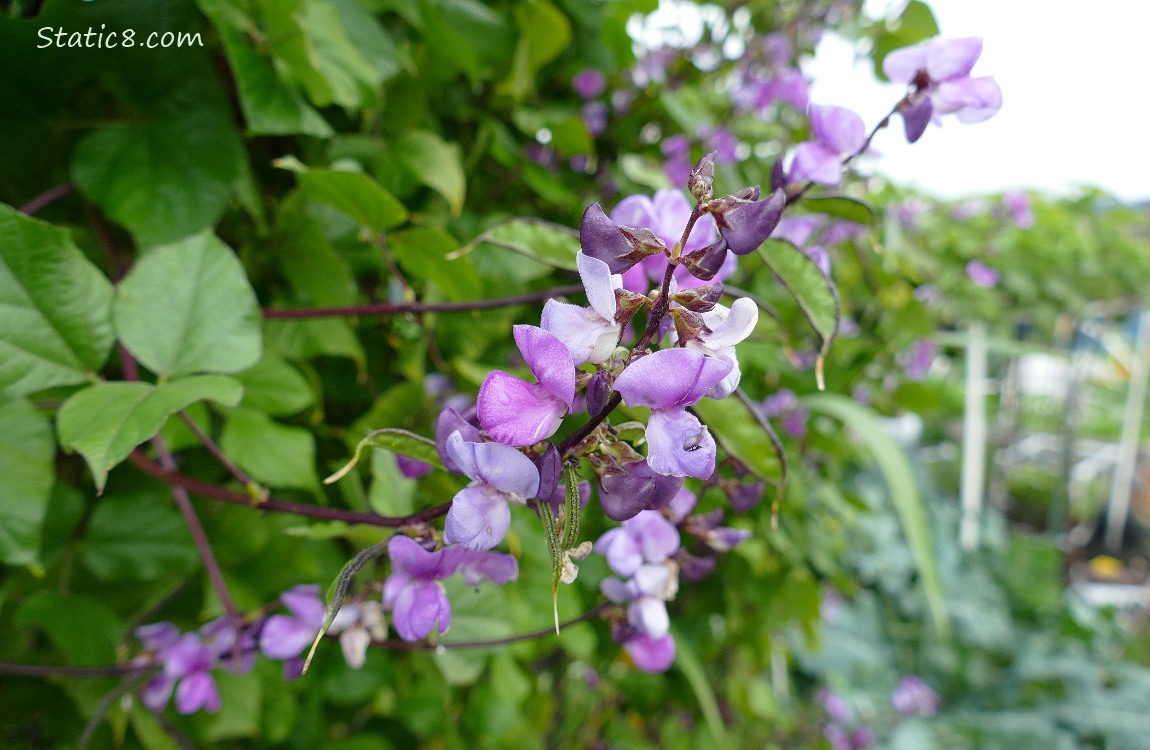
[18,182,76,216]
[263,284,584,319]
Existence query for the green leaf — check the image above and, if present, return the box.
[691,396,783,481]
[505,1,572,99]
[803,393,949,640]
[0,399,54,570]
[0,204,115,399]
[219,407,319,491]
[235,352,314,416]
[330,0,404,83]
[325,428,442,485]
[115,231,263,377]
[758,239,841,389]
[671,626,731,749]
[57,375,244,492]
[80,490,199,582]
[288,167,408,232]
[368,449,416,516]
[71,93,243,248]
[15,590,125,666]
[474,218,580,271]
[197,0,334,137]
[801,196,875,226]
[394,130,467,215]
[388,226,482,301]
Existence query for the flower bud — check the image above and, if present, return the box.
[688,151,716,203]
[709,187,786,255]
[580,203,636,274]
[586,370,611,417]
[613,288,649,325]
[680,237,729,281]
[670,307,708,347]
[617,225,669,263]
[670,282,724,313]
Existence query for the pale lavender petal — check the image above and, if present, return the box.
[455,549,519,586]
[966,259,999,288]
[665,487,698,523]
[937,76,1002,122]
[624,633,675,672]
[259,614,317,660]
[628,597,670,638]
[140,675,175,711]
[683,210,718,253]
[175,673,220,714]
[540,300,619,366]
[392,579,451,641]
[789,141,842,185]
[706,527,752,551]
[572,68,606,99]
[651,189,693,249]
[435,407,481,473]
[882,42,928,83]
[477,371,567,446]
[339,627,372,670]
[703,350,740,400]
[444,486,512,551]
[610,194,657,230]
[925,36,982,81]
[614,348,732,409]
[645,407,717,479]
[576,252,619,321]
[382,570,410,610]
[165,634,211,677]
[625,511,681,562]
[514,325,575,408]
[700,298,758,349]
[601,576,636,603]
[809,104,865,155]
[136,622,180,652]
[594,527,642,577]
[445,432,539,498]
[280,585,325,628]
[387,534,464,580]
[773,215,820,247]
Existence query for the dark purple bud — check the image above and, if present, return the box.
[680,237,729,281]
[586,370,610,417]
[670,282,724,313]
[396,454,435,479]
[580,203,636,274]
[899,95,933,144]
[713,188,787,256]
[676,551,717,581]
[613,288,649,325]
[688,151,716,202]
[533,444,562,503]
[598,460,683,521]
[670,307,708,347]
[726,479,764,512]
[435,407,482,473]
[770,159,787,193]
[617,225,669,262]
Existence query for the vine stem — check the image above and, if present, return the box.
[0,661,151,677]
[129,451,452,527]
[18,181,76,215]
[377,602,612,650]
[262,283,584,319]
[178,410,264,497]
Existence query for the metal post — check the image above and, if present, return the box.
[1104,310,1150,553]
[961,322,988,551]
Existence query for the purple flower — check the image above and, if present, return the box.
[762,388,808,438]
[1002,191,1034,228]
[477,325,575,446]
[884,36,1002,141]
[581,101,608,137]
[819,688,851,723]
[595,509,681,578]
[541,253,624,365]
[966,259,999,288]
[891,675,941,717]
[611,190,723,291]
[701,126,738,164]
[900,339,938,381]
[442,431,540,550]
[789,104,866,185]
[623,632,675,672]
[598,458,683,522]
[136,625,222,714]
[613,348,732,478]
[383,535,517,641]
[259,585,326,662]
[572,68,606,99]
[681,297,759,399]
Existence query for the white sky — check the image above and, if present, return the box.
[807,0,1150,203]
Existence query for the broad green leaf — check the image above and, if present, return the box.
[672,626,731,748]
[368,449,416,516]
[620,153,674,191]
[219,407,319,491]
[0,204,115,399]
[803,393,949,639]
[330,0,404,82]
[325,427,442,485]
[71,94,243,248]
[802,196,875,226]
[80,491,199,582]
[115,232,262,377]
[394,130,466,215]
[758,239,841,388]
[57,375,243,492]
[205,669,262,742]
[388,226,482,301]
[15,590,125,666]
[505,1,572,99]
[235,352,314,416]
[131,707,183,750]
[286,166,407,232]
[0,399,54,570]
[691,396,784,480]
[197,0,334,137]
[435,579,515,685]
[263,316,366,368]
[274,209,358,306]
[474,218,579,271]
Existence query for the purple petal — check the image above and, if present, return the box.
[514,325,575,408]
[477,371,568,446]
[966,259,999,288]
[717,189,786,256]
[259,614,317,660]
[387,534,464,580]
[175,673,220,714]
[699,298,758,349]
[140,675,176,711]
[610,194,657,231]
[601,575,637,603]
[577,252,619,321]
[135,622,180,652]
[455,550,519,586]
[706,526,752,551]
[594,527,642,577]
[925,36,982,82]
[773,215,820,247]
[396,454,434,479]
[280,585,325,628]
[624,510,681,562]
[391,579,451,641]
[628,597,670,638]
[624,633,675,672]
[540,299,620,366]
[435,407,482,473]
[899,95,934,143]
[665,487,698,523]
[614,348,732,409]
[645,407,717,478]
[789,142,843,185]
[809,104,866,155]
[445,432,539,497]
[444,486,512,551]
[882,42,928,84]
[572,68,606,99]
[532,444,561,502]
[935,76,1002,122]
[165,633,212,677]
[581,203,635,274]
